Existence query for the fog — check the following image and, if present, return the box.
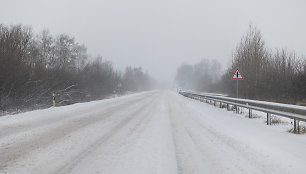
[1,0,305,85]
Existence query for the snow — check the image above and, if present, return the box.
[0,91,306,174]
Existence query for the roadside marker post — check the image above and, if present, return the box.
[52,93,56,107]
[232,69,244,98]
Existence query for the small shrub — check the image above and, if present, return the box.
[271,116,287,125]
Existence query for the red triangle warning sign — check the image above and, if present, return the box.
[232,69,244,79]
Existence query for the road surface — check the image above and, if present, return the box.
[0,91,306,174]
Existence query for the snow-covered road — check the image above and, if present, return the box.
[0,91,306,174]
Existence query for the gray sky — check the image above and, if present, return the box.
[1,0,305,85]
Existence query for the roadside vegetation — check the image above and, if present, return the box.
[0,24,154,114]
[176,25,306,105]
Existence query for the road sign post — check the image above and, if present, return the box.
[232,69,244,98]
[237,78,238,98]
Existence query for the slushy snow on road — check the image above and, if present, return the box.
[0,91,306,174]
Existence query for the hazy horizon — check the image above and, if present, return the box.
[1,0,305,86]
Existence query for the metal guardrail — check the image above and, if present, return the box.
[179,91,306,133]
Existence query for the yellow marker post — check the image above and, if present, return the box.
[52,93,56,107]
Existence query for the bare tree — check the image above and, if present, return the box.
[219,25,306,104]
[0,23,153,114]
[175,59,222,92]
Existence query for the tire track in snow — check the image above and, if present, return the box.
[0,92,154,140]
[0,93,156,172]
[170,92,291,174]
[53,94,159,174]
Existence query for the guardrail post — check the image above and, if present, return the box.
[214,100,216,106]
[236,105,239,113]
[227,103,229,111]
[293,119,300,134]
[249,109,252,118]
[298,120,300,133]
[220,101,222,108]
[267,113,271,125]
[294,119,297,133]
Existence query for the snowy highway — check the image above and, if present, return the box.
[0,91,306,174]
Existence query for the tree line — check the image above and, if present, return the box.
[0,24,154,113]
[175,59,221,92]
[176,25,306,104]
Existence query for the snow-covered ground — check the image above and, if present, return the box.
[0,91,306,174]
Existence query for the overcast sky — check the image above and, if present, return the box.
[1,0,305,85]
